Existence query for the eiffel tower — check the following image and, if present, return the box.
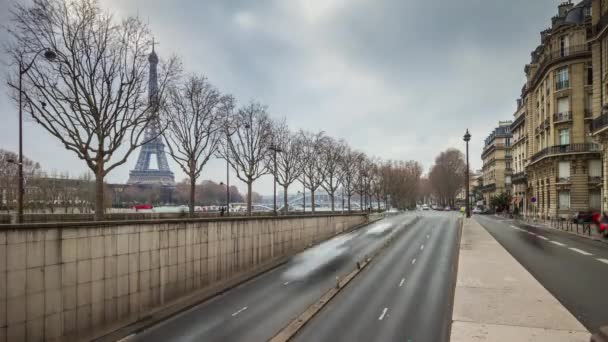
[127,43,175,188]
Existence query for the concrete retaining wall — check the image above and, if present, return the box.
[0,214,366,341]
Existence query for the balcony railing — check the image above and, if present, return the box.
[592,112,608,133]
[589,176,602,183]
[553,111,572,122]
[479,183,496,192]
[530,143,600,163]
[512,172,527,184]
[556,176,571,183]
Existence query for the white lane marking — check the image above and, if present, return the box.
[283,282,290,285]
[569,248,593,256]
[412,258,416,264]
[426,235,429,239]
[550,241,566,247]
[537,235,549,241]
[597,258,608,265]
[399,278,405,287]
[378,308,388,320]
[231,307,248,317]
[510,225,520,230]
[420,245,424,250]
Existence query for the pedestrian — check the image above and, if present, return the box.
[220,207,225,217]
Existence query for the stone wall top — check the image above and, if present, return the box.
[0,212,369,230]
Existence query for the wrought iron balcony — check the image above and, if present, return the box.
[556,176,571,183]
[553,111,572,122]
[555,80,570,90]
[592,112,608,133]
[527,44,590,90]
[479,183,496,192]
[512,172,527,184]
[589,176,602,183]
[530,143,600,164]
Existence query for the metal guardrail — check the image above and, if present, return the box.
[592,112,608,132]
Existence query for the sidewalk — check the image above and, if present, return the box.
[451,218,589,342]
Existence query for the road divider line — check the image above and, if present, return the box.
[378,308,388,320]
[231,306,248,317]
[550,241,566,247]
[510,225,520,230]
[420,245,424,250]
[426,235,429,239]
[537,235,549,241]
[597,258,608,265]
[412,258,416,264]
[399,278,405,287]
[283,281,290,286]
[569,248,592,256]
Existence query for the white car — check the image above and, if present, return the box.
[422,204,429,210]
[472,207,483,214]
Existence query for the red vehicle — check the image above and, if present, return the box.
[133,204,152,211]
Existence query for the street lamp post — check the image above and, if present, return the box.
[15,48,56,224]
[464,129,471,218]
[269,145,283,215]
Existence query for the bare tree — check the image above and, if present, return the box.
[220,101,272,215]
[269,121,303,213]
[429,149,466,207]
[320,138,346,212]
[300,131,326,213]
[6,0,181,219]
[161,75,228,216]
[340,148,364,212]
[0,149,41,213]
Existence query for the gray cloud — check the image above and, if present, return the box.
[0,0,561,194]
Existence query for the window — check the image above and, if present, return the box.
[586,93,592,117]
[558,161,570,181]
[560,35,569,57]
[589,159,602,177]
[558,191,571,209]
[555,67,569,90]
[590,191,601,210]
[587,62,593,85]
[556,97,569,119]
[559,128,570,145]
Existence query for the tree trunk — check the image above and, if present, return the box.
[311,189,315,214]
[283,185,288,214]
[247,180,253,216]
[94,171,105,221]
[348,195,351,213]
[189,175,196,217]
[377,197,380,210]
[330,193,335,212]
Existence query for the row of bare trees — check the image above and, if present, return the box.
[428,149,467,207]
[6,0,425,219]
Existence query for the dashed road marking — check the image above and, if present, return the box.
[569,248,593,256]
[426,235,429,239]
[412,258,416,264]
[420,245,424,250]
[231,306,248,317]
[537,235,549,241]
[378,308,388,320]
[550,241,566,247]
[510,225,520,230]
[283,281,290,286]
[399,278,405,287]
[597,258,608,265]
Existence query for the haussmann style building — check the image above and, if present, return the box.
[480,121,513,206]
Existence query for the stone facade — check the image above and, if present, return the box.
[480,121,512,205]
[0,214,366,341]
[483,0,603,218]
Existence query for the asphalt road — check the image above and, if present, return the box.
[475,214,608,332]
[294,212,461,342]
[131,212,419,342]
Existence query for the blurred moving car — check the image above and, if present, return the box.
[422,204,430,210]
[444,206,451,211]
[472,207,483,214]
[571,211,599,224]
[599,215,608,237]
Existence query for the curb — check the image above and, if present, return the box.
[269,216,421,342]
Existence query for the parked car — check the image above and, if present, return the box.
[444,206,451,211]
[571,211,600,224]
[472,207,483,214]
[422,204,429,210]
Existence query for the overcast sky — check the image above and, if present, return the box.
[0,0,561,195]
